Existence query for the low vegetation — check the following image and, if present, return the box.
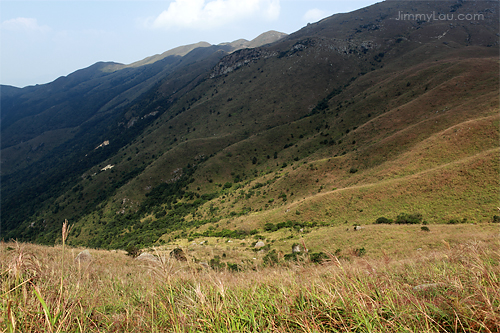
[2,222,499,332]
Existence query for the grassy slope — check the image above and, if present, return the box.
[2,223,499,332]
[184,56,499,230]
[51,54,498,247]
[18,0,499,248]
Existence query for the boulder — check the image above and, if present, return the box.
[170,248,187,262]
[135,252,159,263]
[74,250,92,264]
[254,240,265,249]
[292,244,301,253]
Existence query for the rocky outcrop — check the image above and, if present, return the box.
[210,36,377,79]
[210,48,278,78]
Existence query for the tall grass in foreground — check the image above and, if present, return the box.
[1,238,499,332]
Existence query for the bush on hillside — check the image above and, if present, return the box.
[227,263,240,272]
[284,252,298,262]
[263,249,279,266]
[309,252,328,263]
[126,244,141,258]
[209,256,225,271]
[448,218,468,224]
[354,247,366,257]
[395,213,423,224]
[375,217,393,224]
[264,223,278,232]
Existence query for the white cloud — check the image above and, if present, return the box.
[303,8,328,23]
[145,0,280,30]
[1,17,50,33]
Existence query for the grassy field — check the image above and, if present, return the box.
[2,222,499,332]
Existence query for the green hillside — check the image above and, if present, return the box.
[1,0,498,249]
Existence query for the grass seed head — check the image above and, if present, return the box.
[62,219,72,244]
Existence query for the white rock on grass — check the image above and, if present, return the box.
[135,252,159,263]
[254,240,265,248]
[74,250,92,264]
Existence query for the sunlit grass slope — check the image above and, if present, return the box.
[2,222,499,332]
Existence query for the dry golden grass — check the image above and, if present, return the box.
[2,222,499,332]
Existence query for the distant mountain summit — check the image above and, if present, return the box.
[219,30,288,50]
[105,31,287,71]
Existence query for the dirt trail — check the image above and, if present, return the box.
[288,147,499,209]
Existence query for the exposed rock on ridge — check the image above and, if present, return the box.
[210,48,279,78]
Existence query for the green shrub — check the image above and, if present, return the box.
[375,217,393,224]
[209,256,225,271]
[284,253,298,261]
[263,249,279,266]
[493,215,500,223]
[395,213,423,224]
[125,244,141,258]
[155,210,166,218]
[264,223,277,232]
[354,247,366,257]
[309,252,328,263]
[421,226,430,232]
[227,263,240,272]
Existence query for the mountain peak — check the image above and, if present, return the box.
[110,30,288,71]
[109,42,213,70]
[247,30,288,47]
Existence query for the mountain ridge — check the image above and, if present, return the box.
[89,31,288,73]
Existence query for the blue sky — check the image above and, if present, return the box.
[1,0,380,88]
